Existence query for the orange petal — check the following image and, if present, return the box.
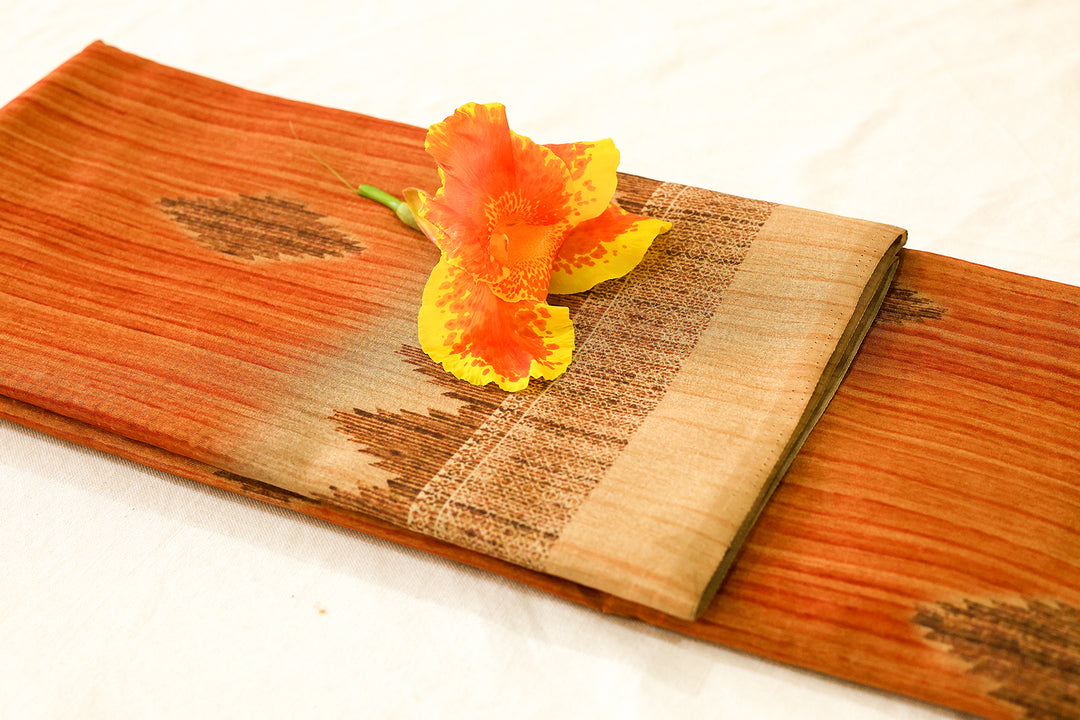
[548,203,672,295]
[545,140,620,223]
[422,103,575,299]
[425,103,514,199]
[419,257,574,391]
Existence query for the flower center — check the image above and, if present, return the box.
[488,217,553,266]
[485,192,555,265]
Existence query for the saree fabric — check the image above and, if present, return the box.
[0,43,901,619]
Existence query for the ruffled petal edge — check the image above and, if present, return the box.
[545,140,620,224]
[548,203,672,295]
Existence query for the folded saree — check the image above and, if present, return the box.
[5,44,1080,720]
[2,42,902,619]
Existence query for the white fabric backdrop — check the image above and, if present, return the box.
[2,1,1076,717]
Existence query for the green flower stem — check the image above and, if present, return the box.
[357,184,419,229]
[300,141,419,231]
[356,184,402,210]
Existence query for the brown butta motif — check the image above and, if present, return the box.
[915,598,1080,720]
[159,194,363,260]
[331,176,774,570]
[877,285,947,326]
[327,345,508,526]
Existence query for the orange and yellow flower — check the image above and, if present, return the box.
[405,102,671,391]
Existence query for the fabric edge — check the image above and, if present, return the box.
[692,234,905,619]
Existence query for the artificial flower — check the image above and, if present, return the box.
[404,102,671,392]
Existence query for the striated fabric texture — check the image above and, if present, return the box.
[3,4,1079,717]
[0,44,900,620]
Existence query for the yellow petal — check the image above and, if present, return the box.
[545,140,620,224]
[402,187,444,249]
[418,257,574,391]
[548,203,672,295]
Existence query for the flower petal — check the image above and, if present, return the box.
[548,203,672,295]
[419,257,574,391]
[402,188,443,249]
[424,102,513,199]
[421,103,575,299]
[545,140,620,223]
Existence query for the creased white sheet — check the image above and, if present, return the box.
[2,1,1076,718]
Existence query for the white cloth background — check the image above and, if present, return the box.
[2,1,1076,718]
